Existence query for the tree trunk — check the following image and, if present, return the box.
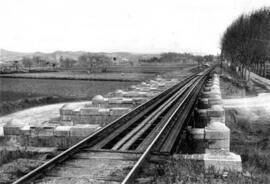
[242,65,245,79]
[239,65,241,78]
[259,62,262,76]
[261,62,263,76]
[242,65,245,80]
[266,61,269,79]
[244,66,247,80]
[258,62,260,74]
[241,65,244,79]
[264,62,266,77]
[248,66,251,81]
[261,62,264,76]
[258,62,260,75]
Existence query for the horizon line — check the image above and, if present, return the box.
[0,48,218,56]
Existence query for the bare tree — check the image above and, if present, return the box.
[221,7,270,80]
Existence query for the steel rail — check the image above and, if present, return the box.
[123,78,199,151]
[159,75,206,153]
[13,74,197,184]
[136,76,203,152]
[121,66,216,184]
[121,75,202,184]
[112,78,197,151]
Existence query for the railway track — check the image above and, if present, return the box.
[13,66,215,184]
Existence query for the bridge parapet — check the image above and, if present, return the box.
[189,73,242,172]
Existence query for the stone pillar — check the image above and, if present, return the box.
[207,105,225,124]
[194,108,208,128]
[205,121,230,151]
[189,74,242,172]
[204,74,242,172]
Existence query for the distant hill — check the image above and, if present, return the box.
[0,49,32,64]
[31,51,85,63]
[0,49,160,65]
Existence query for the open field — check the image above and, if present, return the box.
[0,78,137,102]
[105,64,195,73]
[58,63,195,72]
[0,64,196,116]
[0,72,155,82]
[0,64,196,81]
[0,77,137,115]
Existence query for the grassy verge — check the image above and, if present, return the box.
[226,108,270,182]
[0,147,55,183]
[0,158,45,183]
[221,66,269,96]
[220,67,270,182]
[138,156,266,183]
[0,79,137,116]
[0,96,69,116]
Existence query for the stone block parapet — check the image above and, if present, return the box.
[54,126,72,137]
[3,125,23,136]
[58,76,179,127]
[60,105,131,125]
[70,124,100,137]
[4,124,100,137]
[2,123,101,149]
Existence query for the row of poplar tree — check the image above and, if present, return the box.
[221,7,270,80]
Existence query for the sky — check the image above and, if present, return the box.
[0,0,269,55]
